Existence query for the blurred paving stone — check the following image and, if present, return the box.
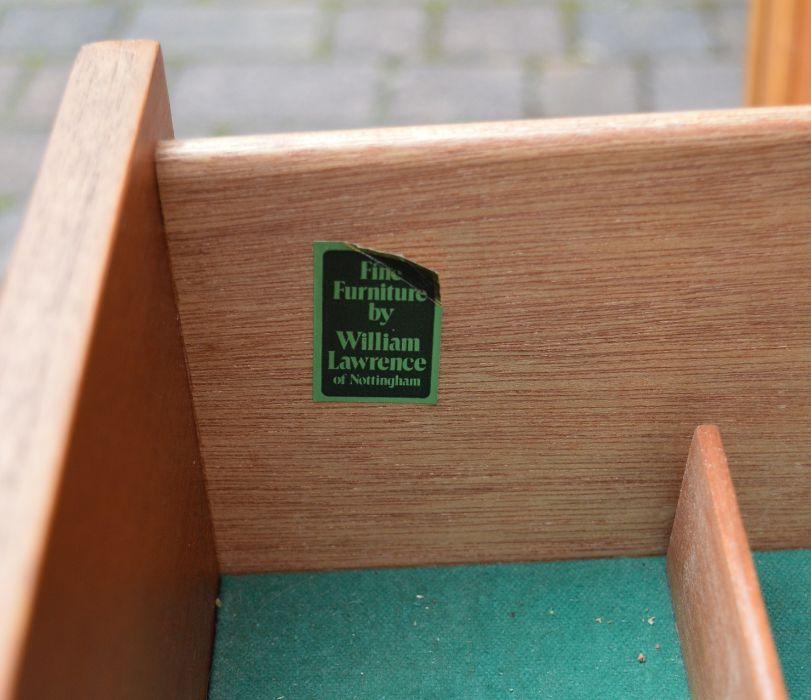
[581,8,711,60]
[540,62,638,117]
[444,7,564,57]
[0,7,119,54]
[170,63,378,136]
[0,64,21,107]
[0,206,23,278]
[125,7,320,61]
[120,0,203,5]
[335,0,427,5]
[334,7,425,59]
[714,5,748,59]
[15,63,71,129]
[0,134,48,194]
[388,64,523,125]
[651,60,744,111]
[0,0,99,4]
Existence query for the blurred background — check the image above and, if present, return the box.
[0,0,748,273]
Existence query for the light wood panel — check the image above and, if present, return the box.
[747,0,811,105]
[157,109,811,573]
[668,426,786,700]
[0,41,217,699]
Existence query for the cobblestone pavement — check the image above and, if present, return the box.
[0,0,747,271]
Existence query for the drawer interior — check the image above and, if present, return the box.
[3,40,811,700]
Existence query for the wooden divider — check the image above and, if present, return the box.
[668,426,787,699]
[0,41,217,699]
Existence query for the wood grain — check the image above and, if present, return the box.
[157,109,811,573]
[747,0,811,105]
[668,425,787,700]
[0,42,217,699]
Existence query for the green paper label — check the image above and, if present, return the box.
[313,242,442,403]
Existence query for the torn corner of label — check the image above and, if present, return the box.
[344,243,441,306]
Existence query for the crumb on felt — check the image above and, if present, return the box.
[647,616,655,625]
[548,609,556,616]
[214,597,222,608]
[655,643,661,651]
[595,617,602,623]
[637,652,646,664]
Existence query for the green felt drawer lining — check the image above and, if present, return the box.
[208,550,809,699]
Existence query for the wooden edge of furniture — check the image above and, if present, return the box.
[0,41,217,699]
[747,0,811,105]
[667,425,786,699]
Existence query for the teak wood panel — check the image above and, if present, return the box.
[668,426,786,700]
[747,0,811,105]
[0,42,217,698]
[157,109,811,573]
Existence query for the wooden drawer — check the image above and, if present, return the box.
[1,41,809,699]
